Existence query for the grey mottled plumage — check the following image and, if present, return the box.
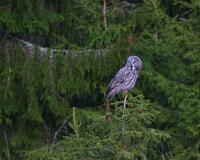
[106,56,142,99]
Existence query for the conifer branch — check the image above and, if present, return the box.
[0,28,112,58]
[14,37,112,58]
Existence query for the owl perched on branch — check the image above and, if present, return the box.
[105,55,142,122]
[106,56,142,100]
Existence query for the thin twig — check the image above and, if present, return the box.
[105,99,111,123]
[103,0,107,30]
[122,93,128,131]
[166,141,173,159]
[3,130,10,160]
[50,117,70,153]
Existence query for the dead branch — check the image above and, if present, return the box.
[50,117,70,153]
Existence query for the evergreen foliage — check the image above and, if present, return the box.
[0,0,200,159]
[25,96,169,160]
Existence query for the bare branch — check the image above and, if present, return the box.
[3,130,10,160]
[1,27,114,61]
[13,37,112,59]
[50,117,70,153]
[103,0,107,30]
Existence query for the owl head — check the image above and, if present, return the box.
[126,55,142,71]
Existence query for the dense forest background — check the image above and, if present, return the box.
[0,0,200,159]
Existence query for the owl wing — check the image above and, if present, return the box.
[106,67,135,99]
